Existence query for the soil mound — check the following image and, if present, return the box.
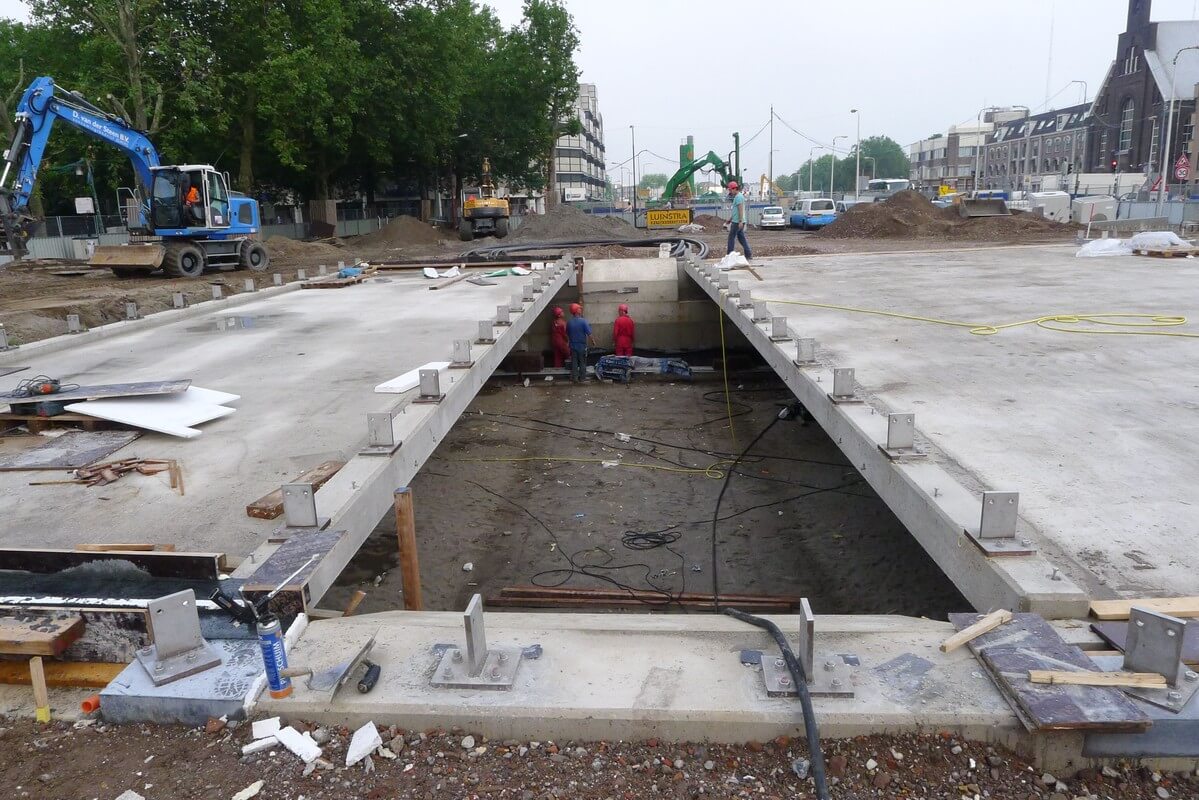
[690,213,727,233]
[355,215,445,249]
[512,204,640,241]
[816,190,1076,241]
[265,236,344,260]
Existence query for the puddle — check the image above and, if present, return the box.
[186,314,281,332]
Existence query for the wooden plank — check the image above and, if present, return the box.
[342,590,367,617]
[940,609,1012,653]
[1090,620,1199,665]
[76,543,176,553]
[0,606,148,663]
[1028,669,1166,688]
[0,548,222,580]
[0,612,85,656]
[429,268,472,291]
[0,411,123,434]
[0,430,141,471]
[1089,596,1199,620]
[0,379,190,405]
[395,488,422,610]
[949,612,1150,733]
[30,656,50,722]
[0,660,123,688]
[245,460,345,519]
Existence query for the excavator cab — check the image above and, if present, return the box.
[149,166,231,231]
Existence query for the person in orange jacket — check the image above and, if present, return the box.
[550,306,570,368]
[613,303,635,356]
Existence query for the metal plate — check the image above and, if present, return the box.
[0,366,29,378]
[761,653,856,698]
[429,645,522,690]
[135,590,222,686]
[0,430,141,470]
[963,531,1037,557]
[0,379,191,405]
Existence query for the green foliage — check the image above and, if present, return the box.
[794,136,911,194]
[0,0,582,214]
[774,172,799,193]
[638,173,668,190]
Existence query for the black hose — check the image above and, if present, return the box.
[722,607,830,800]
[461,236,708,261]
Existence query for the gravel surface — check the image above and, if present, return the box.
[3,717,1196,799]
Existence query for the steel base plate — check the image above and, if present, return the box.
[1090,655,1199,714]
[449,361,474,369]
[761,654,855,698]
[878,444,927,462]
[827,393,863,405]
[769,335,790,342]
[964,529,1037,557]
[413,394,445,404]
[359,442,402,457]
[430,646,521,690]
[136,640,222,686]
[476,337,496,345]
[270,518,331,541]
[495,320,512,327]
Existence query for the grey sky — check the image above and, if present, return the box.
[479,0,1199,185]
[3,1,1196,185]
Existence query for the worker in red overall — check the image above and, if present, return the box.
[550,306,570,368]
[613,303,635,357]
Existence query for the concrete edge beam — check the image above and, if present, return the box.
[0,279,301,366]
[684,263,1088,618]
[301,264,573,603]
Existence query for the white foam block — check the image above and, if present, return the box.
[241,736,277,755]
[65,386,239,438]
[374,362,451,394]
[276,725,322,763]
[251,716,281,739]
[346,721,382,767]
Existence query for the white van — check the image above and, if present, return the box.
[789,198,836,230]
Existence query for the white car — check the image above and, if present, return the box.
[758,206,786,229]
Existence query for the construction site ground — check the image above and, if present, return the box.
[6,717,1197,800]
[322,377,969,618]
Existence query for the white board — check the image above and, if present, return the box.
[65,386,239,439]
[374,362,451,394]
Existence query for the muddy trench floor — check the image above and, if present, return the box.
[324,375,969,618]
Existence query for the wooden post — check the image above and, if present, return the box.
[29,656,50,723]
[394,487,423,611]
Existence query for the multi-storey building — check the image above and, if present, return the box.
[553,83,607,202]
[981,104,1089,191]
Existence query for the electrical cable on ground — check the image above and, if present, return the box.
[442,455,730,479]
[761,298,1199,339]
[723,606,831,800]
[461,236,708,261]
[717,307,737,448]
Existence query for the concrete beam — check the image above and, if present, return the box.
[683,261,1088,618]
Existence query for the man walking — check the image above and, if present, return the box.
[612,303,635,357]
[566,303,595,383]
[726,180,753,261]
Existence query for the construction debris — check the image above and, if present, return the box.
[940,609,1012,653]
[1028,669,1166,688]
[29,457,183,491]
[346,720,382,767]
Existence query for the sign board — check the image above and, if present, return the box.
[645,208,692,229]
[74,196,95,215]
[1174,154,1191,181]
[562,187,586,202]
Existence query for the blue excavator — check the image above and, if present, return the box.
[0,76,267,278]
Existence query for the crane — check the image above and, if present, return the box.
[0,76,267,278]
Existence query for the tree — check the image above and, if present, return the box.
[854,136,910,181]
[774,172,799,193]
[638,173,668,190]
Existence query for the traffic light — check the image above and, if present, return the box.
[1110,152,1118,173]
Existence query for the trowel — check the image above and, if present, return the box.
[281,631,379,695]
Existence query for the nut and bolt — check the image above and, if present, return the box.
[1185,671,1198,683]
[830,678,842,688]
[774,658,785,668]
[824,660,835,672]
[1168,690,1183,700]
[498,652,509,664]
[452,650,463,663]
[489,668,502,681]
[778,676,791,687]
[154,663,164,673]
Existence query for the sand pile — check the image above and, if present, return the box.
[355,215,445,249]
[816,191,1075,241]
[512,204,640,241]
[265,236,344,260]
[690,213,727,233]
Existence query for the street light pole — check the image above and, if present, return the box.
[863,156,877,180]
[831,135,847,196]
[851,109,861,199]
[808,147,821,194]
[768,105,774,199]
[629,125,637,224]
[1156,46,1199,216]
[1068,79,1088,105]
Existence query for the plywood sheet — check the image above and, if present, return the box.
[66,387,239,438]
[0,379,190,405]
[0,430,140,471]
[949,612,1150,733]
[0,611,85,656]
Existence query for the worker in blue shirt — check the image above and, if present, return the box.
[566,302,595,383]
[726,180,752,261]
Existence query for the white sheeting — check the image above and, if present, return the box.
[65,386,239,438]
[374,361,451,394]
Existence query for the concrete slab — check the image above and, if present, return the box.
[0,270,557,559]
[698,244,1199,608]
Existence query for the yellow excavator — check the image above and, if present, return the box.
[459,158,510,241]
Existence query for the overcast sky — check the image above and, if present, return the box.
[2,0,1197,185]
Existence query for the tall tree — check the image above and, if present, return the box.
[638,173,669,190]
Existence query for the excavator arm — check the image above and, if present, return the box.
[0,76,161,255]
[660,150,734,203]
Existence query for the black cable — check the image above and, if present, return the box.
[460,236,708,261]
[723,607,830,800]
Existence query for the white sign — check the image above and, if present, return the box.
[74,196,95,214]
[562,187,586,202]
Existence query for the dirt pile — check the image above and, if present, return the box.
[354,215,446,250]
[265,236,344,261]
[816,190,1076,242]
[690,213,727,233]
[512,204,640,241]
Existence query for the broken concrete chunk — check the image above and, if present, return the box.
[251,717,280,740]
[276,725,322,763]
[115,792,146,800]
[346,721,383,767]
[231,780,264,800]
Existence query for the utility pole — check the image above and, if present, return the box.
[851,109,861,199]
[808,147,821,194]
[831,136,847,197]
[768,105,774,201]
[630,125,637,225]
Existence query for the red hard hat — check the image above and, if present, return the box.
[570,303,582,315]
[727,181,739,190]
[618,303,629,314]
[553,306,564,318]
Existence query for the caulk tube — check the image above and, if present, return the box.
[257,614,292,699]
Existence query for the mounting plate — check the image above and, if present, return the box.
[761,654,856,698]
[135,590,222,686]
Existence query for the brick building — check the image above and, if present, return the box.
[981,104,1089,191]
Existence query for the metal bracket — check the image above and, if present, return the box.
[879,412,926,461]
[125,302,140,321]
[273,273,284,287]
[752,301,770,322]
[430,594,522,690]
[1122,608,1199,713]
[495,305,512,326]
[760,599,856,698]
[769,317,790,342]
[244,279,256,293]
[135,590,222,685]
[531,275,544,294]
[738,286,753,309]
[0,325,14,351]
[360,412,402,456]
[212,284,224,300]
[718,273,730,290]
[297,269,307,281]
[318,265,328,275]
[522,284,535,302]
[276,482,330,536]
[476,320,496,345]
[793,337,817,366]
[172,292,187,309]
[66,314,85,334]
[413,368,445,404]
[964,491,1035,557]
[509,293,524,313]
[449,339,474,369]
[828,368,863,404]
